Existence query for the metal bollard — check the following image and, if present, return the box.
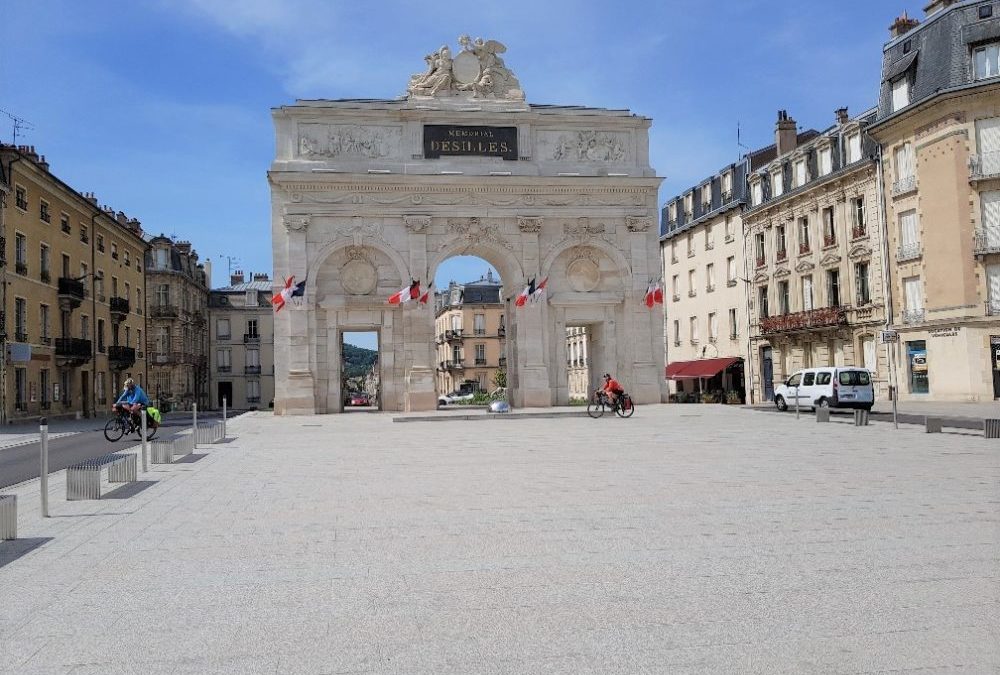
[0,495,16,540]
[815,407,831,423]
[140,411,149,473]
[925,417,942,434]
[40,418,49,518]
[193,403,198,448]
[854,409,870,426]
[222,397,227,440]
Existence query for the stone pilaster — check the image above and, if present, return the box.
[404,218,436,412]
[279,213,315,414]
[515,218,551,407]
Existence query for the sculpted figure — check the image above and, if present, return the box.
[408,45,454,96]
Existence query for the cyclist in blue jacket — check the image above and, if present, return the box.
[113,378,149,431]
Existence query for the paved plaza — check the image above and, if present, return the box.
[1,406,998,674]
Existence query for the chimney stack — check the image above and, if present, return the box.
[204,258,213,288]
[252,272,269,281]
[836,107,850,125]
[890,12,920,38]
[775,110,798,157]
[231,269,244,286]
[923,0,958,17]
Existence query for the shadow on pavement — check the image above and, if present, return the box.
[0,537,53,569]
[103,480,157,500]
[173,453,208,464]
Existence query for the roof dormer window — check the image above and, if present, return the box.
[891,74,911,112]
[974,42,1000,81]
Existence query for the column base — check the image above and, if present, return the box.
[275,370,316,415]
[405,367,437,412]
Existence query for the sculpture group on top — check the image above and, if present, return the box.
[407,35,524,101]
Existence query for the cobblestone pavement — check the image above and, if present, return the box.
[1,407,998,674]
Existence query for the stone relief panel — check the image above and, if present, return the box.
[297,124,401,159]
[442,217,513,250]
[315,244,395,301]
[565,247,602,292]
[537,130,629,163]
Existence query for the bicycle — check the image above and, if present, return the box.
[104,406,158,442]
[587,390,635,419]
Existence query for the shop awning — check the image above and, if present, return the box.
[665,357,742,380]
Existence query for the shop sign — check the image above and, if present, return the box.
[929,327,960,338]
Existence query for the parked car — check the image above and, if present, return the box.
[773,367,874,412]
[438,390,476,406]
[346,393,370,407]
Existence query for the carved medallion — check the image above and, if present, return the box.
[341,259,378,295]
[567,257,601,292]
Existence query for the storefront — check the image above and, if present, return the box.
[665,357,745,403]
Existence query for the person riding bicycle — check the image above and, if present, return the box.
[598,373,624,407]
[113,378,150,432]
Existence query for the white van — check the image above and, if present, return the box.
[773,367,874,412]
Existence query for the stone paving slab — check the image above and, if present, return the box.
[0,407,998,673]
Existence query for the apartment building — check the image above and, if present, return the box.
[661,161,749,401]
[566,326,590,400]
[744,109,890,402]
[208,271,275,410]
[434,271,506,394]
[869,0,1000,401]
[0,144,149,422]
[145,235,209,411]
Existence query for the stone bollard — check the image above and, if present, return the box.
[854,409,870,426]
[815,407,831,423]
[925,417,943,434]
[984,419,1000,439]
[0,495,16,540]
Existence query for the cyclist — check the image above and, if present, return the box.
[597,373,624,408]
[112,378,150,432]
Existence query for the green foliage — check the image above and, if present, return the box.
[493,368,507,389]
[342,343,377,379]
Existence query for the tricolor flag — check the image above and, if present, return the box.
[272,276,295,312]
[418,282,434,305]
[653,280,664,305]
[388,279,420,305]
[515,278,535,308]
[644,279,665,309]
[290,279,306,306]
[530,276,548,304]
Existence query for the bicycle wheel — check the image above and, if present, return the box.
[587,397,606,418]
[104,416,126,442]
[616,394,635,418]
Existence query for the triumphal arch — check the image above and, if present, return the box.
[270,37,666,413]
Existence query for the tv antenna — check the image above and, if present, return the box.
[0,108,35,145]
[219,254,241,276]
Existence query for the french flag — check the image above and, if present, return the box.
[644,279,664,309]
[515,278,535,307]
[388,279,420,305]
[272,276,295,312]
[531,277,548,304]
[418,282,434,305]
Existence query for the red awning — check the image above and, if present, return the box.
[665,357,742,380]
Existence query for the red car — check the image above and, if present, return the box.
[347,393,371,406]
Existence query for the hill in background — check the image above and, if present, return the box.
[343,343,377,378]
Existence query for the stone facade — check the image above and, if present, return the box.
[0,144,148,422]
[870,0,1000,401]
[145,236,209,411]
[208,271,275,410]
[745,110,890,402]
[269,39,666,414]
[565,326,590,400]
[433,272,506,395]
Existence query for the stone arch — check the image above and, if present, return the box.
[307,237,411,302]
[428,239,526,292]
[540,237,633,291]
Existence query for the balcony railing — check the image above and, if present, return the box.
[474,359,487,366]
[891,175,917,196]
[755,256,766,269]
[986,301,1000,316]
[15,331,27,343]
[974,231,1000,255]
[15,262,27,276]
[727,279,738,288]
[150,304,178,318]
[687,290,697,298]
[497,327,505,338]
[776,249,788,263]
[758,306,848,335]
[672,294,680,302]
[439,360,465,371]
[823,234,837,248]
[109,296,130,318]
[218,365,232,373]
[498,357,507,367]
[687,249,696,258]
[108,345,136,369]
[851,225,868,239]
[40,270,51,283]
[58,277,86,310]
[445,329,463,341]
[246,396,261,404]
[55,338,93,363]
[896,242,922,262]
[473,329,486,336]
[970,152,1000,180]
[799,243,811,255]
[901,308,925,325]
[706,284,715,293]
[245,365,262,374]
[670,256,678,264]
[243,333,260,343]
[217,333,231,341]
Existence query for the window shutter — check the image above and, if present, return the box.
[988,264,1000,309]
[982,191,1000,246]
[900,210,918,246]
[977,118,1000,174]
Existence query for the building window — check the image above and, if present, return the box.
[62,254,71,279]
[847,133,861,163]
[893,143,916,193]
[82,315,89,340]
[111,243,118,260]
[95,273,104,300]
[975,117,1000,176]
[156,284,169,306]
[15,233,27,270]
[771,169,784,197]
[452,345,462,363]
[802,275,814,311]
[754,232,766,266]
[778,281,790,315]
[156,326,169,354]
[724,215,734,240]
[450,314,461,331]
[794,159,807,187]
[80,224,89,243]
[822,207,836,247]
[852,196,867,236]
[776,224,787,260]
[247,348,260,369]
[728,308,738,339]
[687,234,694,257]
[708,312,718,342]
[818,147,832,176]
[40,304,50,341]
[15,298,27,341]
[218,349,231,372]
[40,200,51,223]
[15,368,26,411]
[689,316,699,344]
[827,269,841,307]
[987,263,1000,314]
[798,216,811,253]
[97,319,105,352]
[726,257,736,285]
[96,234,104,253]
[706,263,715,292]
[475,344,486,365]
[705,223,714,249]
[671,274,679,300]
[758,285,769,319]
[247,379,261,403]
[898,209,920,260]
[751,180,763,206]
[722,171,732,197]
[15,185,27,210]
[975,42,1000,80]
[40,244,50,282]
[855,261,871,305]
[124,250,130,266]
[474,314,485,335]
[891,75,911,112]
[246,319,258,338]
[981,4,994,19]
[672,319,680,345]
[903,275,924,318]
[687,269,696,297]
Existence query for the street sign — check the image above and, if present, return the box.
[879,330,899,344]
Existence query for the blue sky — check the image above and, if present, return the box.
[4,0,924,302]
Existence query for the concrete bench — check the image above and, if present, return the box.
[193,423,223,447]
[0,495,15,540]
[151,436,194,464]
[67,453,137,500]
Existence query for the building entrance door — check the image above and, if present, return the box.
[81,373,90,417]
[991,336,1000,399]
[217,382,233,409]
[761,347,774,401]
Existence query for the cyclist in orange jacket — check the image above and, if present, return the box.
[598,373,624,407]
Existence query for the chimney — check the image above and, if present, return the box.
[175,241,192,255]
[890,12,920,38]
[37,155,49,172]
[231,269,244,286]
[204,258,213,288]
[835,107,850,125]
[252,272,269,281]
[775,110,798,157]
[923,0,958,17]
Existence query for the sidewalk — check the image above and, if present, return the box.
[871,399,1000,420]
[0,411,224,452]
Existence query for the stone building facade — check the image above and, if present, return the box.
[565,326,590,400]
[744,109,890,402]
[269,38,666,413]
[433,272,506,396]
[661,161,749,401]
[208,271,275,410]
[870,0,1000,401]
[0,144,148,422]
[145,236,209,411]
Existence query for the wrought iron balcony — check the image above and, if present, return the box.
[497,327,505,338]
[109,296,130,320]
[218,365,232,373]
[15,262,28,276]
[108,345,136,370]
[891,175,917,196]
[245,365,262,374]
[901,308,925,325]
[40,270,51,283]
[755,256,766,269]
[151,304,178,318]
[243,333,260,343]
[15,331,27,343]
[823,234,837,248]
[474,358,487,366]
[970,152,1000,180]
[799,242,811,255]
[758,306,848,335]
[445,360,465,370]
[247,396,261,404]
[55,338,92,365]
[58,277,85,310]
[217,333,232,342]
[498,357,507,367]
[776,248,788,263]
[896,242,922,262]
[974,231,1000,255]
[445,329,463,341]
[851,225,868,240]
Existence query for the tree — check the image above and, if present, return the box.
[493,367,507,389]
